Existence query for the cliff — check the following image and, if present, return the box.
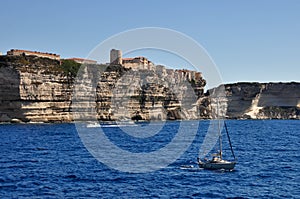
[223,82,300,119]
[0,55,73,123]
[75,64,207,121]
[0,55,207,123]
[0,54,299,123]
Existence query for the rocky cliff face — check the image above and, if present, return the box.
[224,82,300,119]
[0,55,207,123]
[1,55,299,122]
[0,55,73,123]
[75,64,207,121]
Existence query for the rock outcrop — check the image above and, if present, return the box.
[224,82,300,119]
[0,55,299,122]
[0,55,73,123]
[75,64,207,121]
[0,55,207,123]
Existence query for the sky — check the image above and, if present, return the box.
[1,0,300,85]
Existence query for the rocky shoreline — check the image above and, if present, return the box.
[0,54,299,123]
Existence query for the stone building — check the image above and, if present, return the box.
[175,69,202,82]
[122,57,153,70]
[110,49,154,70]
[7,49,60,60]
[110,49,122,65]
[108,49,203,84]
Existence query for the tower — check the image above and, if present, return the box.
[110,49,122,64]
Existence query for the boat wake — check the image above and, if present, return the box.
[179,164,202,171]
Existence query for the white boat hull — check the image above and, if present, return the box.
[86,121,137,128]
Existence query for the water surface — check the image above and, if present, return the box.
[0,120,299,198]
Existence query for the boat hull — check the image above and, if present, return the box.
[198,161,236,170]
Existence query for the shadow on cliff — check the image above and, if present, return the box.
[0,55,26,122]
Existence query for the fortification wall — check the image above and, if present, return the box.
[7,49,60,60]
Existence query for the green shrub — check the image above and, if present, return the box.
[60,59,81,76]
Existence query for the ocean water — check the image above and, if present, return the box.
[0,120,299,198]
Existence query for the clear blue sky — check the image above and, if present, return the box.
[1,0,299,84]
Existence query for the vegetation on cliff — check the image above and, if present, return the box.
[59,59,81,77]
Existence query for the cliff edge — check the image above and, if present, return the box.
[0,55,73,123]
[0,55,207,123]
[0,54,299,122]
[224,82,300,119]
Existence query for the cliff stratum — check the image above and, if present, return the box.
[0,55,207,123]
[223,82,300,119]
[0,55,299,123]
[0,55,73,123]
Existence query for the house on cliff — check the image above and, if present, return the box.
[110,49,154,70]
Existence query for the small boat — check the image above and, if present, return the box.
[198,98,237,170]
[86,122,101,128]
[116,119,136,126]
[198,122,236,170]
[86,120,137,128]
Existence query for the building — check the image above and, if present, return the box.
[66,58,97,64]
[110,49,154,70]
[7,49,60,60]
[174,69,202,82]
[122,56,153,69]
[110,49,122,65]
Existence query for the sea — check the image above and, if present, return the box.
[0,120,299,198]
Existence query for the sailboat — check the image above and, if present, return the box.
[197,99,237,170]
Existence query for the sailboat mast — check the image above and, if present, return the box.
[225,122,236,161]
[217,97,222,159]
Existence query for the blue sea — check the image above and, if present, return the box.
[0,120,299,198]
